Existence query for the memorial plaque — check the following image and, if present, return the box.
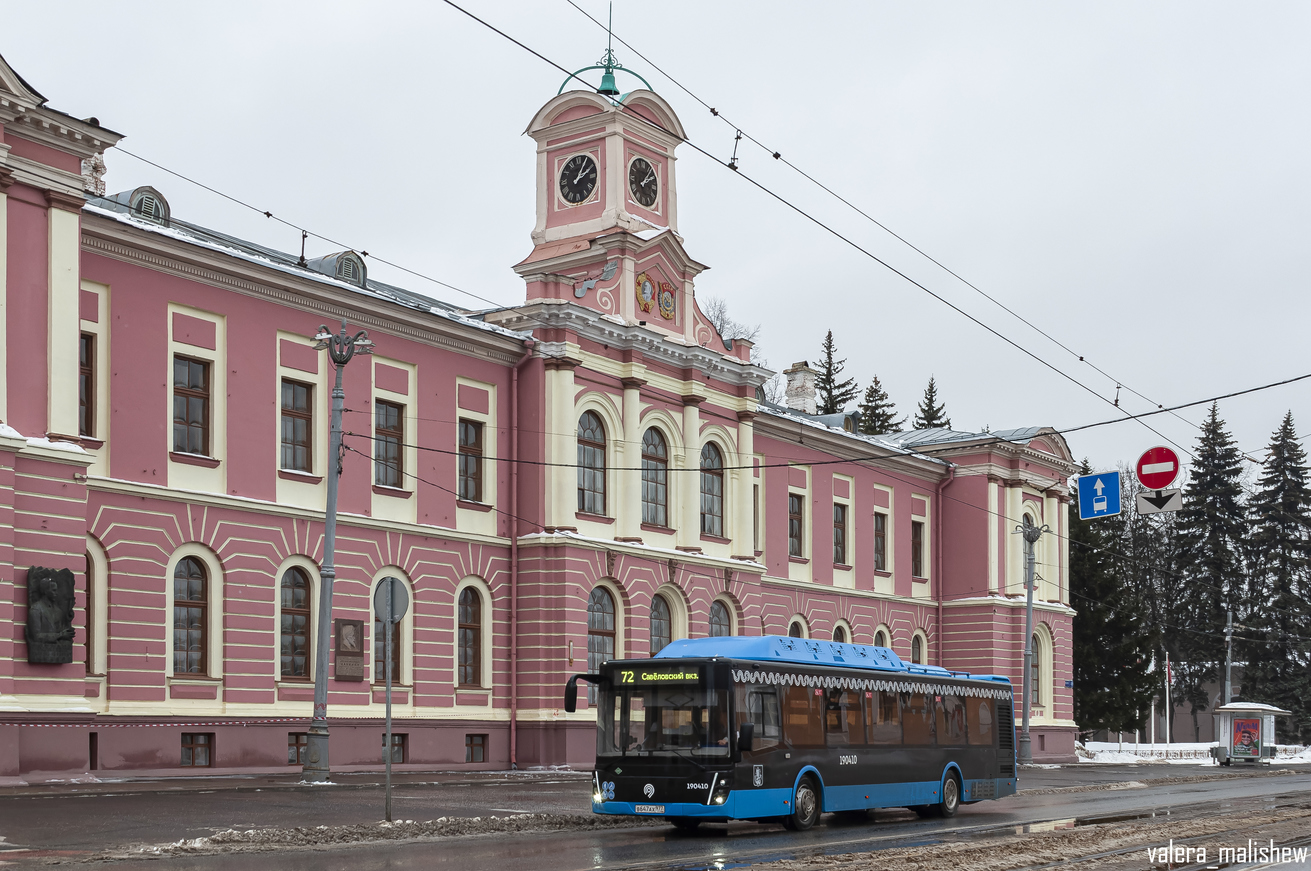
[334,618,364,681]
[26,567,75,664]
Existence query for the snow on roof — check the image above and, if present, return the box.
[84,198,529,343]
[1215,702,1293,715]
[755,400,947,466]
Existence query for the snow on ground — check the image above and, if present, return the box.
[1078,741,1310,765]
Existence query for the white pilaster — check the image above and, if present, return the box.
[46,194,82,440]
[0,167,9,424]
[618,378,644,540]
[545,359,580,529]
[680,397,702,548]
[732,412,756,557]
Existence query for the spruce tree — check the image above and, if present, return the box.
[911,376,951,429]
[1174,403,1247,740]
[1070,462,1159,737]
[1240,412,1311,742]
[857,376,904,435]
[814,330,857,415]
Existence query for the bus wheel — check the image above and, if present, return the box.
[784,775,821,831]
[670,817,702,832]
[937,772,961,818]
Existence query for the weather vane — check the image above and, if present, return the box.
[558,2,653,97]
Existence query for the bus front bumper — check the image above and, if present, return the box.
[593,789,793,820]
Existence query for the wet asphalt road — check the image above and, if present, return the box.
[2,765,1309,869]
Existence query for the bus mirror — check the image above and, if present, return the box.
[738,722,754,752]
[564,676,579,713]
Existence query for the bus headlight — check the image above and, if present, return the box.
[711,785,730,805]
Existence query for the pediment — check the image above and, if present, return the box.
[0,52,46,106]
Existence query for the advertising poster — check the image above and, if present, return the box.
[1232,718,1262,758]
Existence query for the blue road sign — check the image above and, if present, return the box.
[1076,471,1122,520]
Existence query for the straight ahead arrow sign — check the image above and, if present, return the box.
[1093,479,1105,495]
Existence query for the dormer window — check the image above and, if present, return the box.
[129,188,169,224]
[336,253,366,287]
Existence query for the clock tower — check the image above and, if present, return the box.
[509,76,746,355]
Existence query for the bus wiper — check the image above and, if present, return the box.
[666,746,712,771]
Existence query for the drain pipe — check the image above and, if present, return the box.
[509,339,535,769]
[934,463,956,668]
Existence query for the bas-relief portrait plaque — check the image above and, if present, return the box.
[334,618,364,681]
[26,566,76,664]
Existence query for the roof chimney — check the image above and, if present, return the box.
[783,361,817,415]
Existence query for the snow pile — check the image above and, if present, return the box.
[1079,741,1215,764]
[1272,746,1311,764]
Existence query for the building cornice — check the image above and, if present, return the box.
[489,301,769,389]
[80,215,530,367]
[0,101,121,159]
[752,413,949,481]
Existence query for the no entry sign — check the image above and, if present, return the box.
[1136,446,1180,491]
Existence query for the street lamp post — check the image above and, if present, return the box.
[302,320,373,783]
[1016,515,1049,766]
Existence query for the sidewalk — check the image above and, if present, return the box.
[0,766,590,799]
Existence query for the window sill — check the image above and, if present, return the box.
[675,545,703,554]
[699,533,732,544]
[833,563,853,571]
[912,576,929,582]
[373,484,413,499]
[789,556,809,564]
[279,469,323,484]
[575,511,613,525]
[276,678,313,688]
[874,569,892,577]
[640,522,675,535]
[80,436,105,450]
[457,500,494,513]
[168,675,221,685]
[170,451,220,468]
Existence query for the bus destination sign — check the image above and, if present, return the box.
[615,666,701,686]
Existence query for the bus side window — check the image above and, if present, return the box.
[745,689,781,748]
[969,697,994,746]
[826,689,863,746]
[866,690,901,745]
[902,692,936,745]
[783,683,824,747]
[936,694,967,745]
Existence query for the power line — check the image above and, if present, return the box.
[112,146,510,311]
[439,0,1200,466]
[562,0,1261,466]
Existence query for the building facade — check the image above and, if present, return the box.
[0,55,1079,781]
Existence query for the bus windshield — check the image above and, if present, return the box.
[598,685,729,758]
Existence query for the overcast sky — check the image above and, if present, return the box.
[7,1,1309,483]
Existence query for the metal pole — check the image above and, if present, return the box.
[303,321,372,783]
[1224,610,1233,706]
[385,579,394,822]
[1017,517,1047,765]
[1165,651,1172,751]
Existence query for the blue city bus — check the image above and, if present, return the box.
[565,636,1016,830]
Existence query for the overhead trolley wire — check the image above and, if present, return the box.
[562,0,1269,466]
[439,0,1201,466]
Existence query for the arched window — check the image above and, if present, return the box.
[874,629,888,648]
[709,600,732,637]
[1031,633,1042,705]
[699,442,724,537]
[173,557,207,675]
[640,427,668,527]
[832,625,847,643]
[373,577,405,684]
[577,412,607,515]
[280,567,312,679]
[458,588,481,687]
[788,620,805,639]
[587,587,616,702]
[912,634,924,665]
[650,594,672,655]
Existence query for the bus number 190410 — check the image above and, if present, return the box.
[839,755,857,765]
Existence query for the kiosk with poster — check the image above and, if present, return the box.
[1210,702,1290,766]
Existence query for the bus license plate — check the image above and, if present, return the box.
[635,804,665,814]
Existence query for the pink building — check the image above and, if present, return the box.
[0,55,1079,781]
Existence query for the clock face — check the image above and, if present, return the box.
[559,154,598,205]
[628,157,658,208]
